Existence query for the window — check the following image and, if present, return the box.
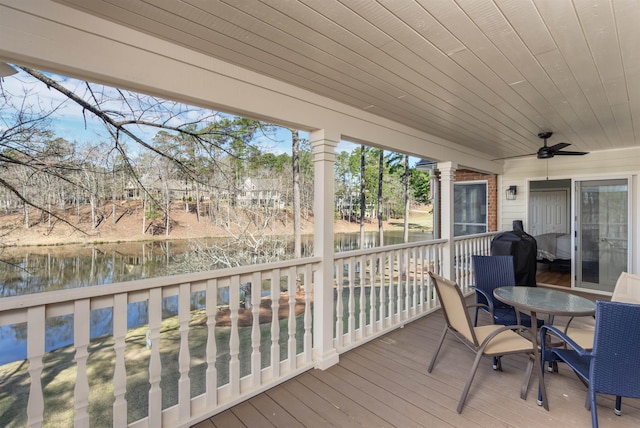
[454,181,487,236]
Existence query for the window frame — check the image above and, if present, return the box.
[453,180,488,237]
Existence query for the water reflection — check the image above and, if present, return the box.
[1,231,432,296]
[334,230,432,252]
[0,230,432,364]
[0,241,183,297]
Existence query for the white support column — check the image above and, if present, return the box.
[438,161,457,280]
[310,129,340,370]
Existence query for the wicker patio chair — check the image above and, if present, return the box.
[540,300,640,427]
[427,271,536,413]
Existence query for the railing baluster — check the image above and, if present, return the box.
[270,269,281,378]
[229,275,240,396]
[368,254,376,334]
[400,248,411,319]
[424,246,432,308]
[178,283,191,420]
[359,254,366,336]
[251,272,262,387]
[396,250,403,323]
[113,293,128,426]
[455,240,461,286]
[416,247,429,313]
[460,240,466,287]
[347,256,355,343]
[303,264,312,363]
[335,258,344,347]
[27,305,45,428]
[74,299,90,426]
[287,266,297,371]
[387,251,394,324]
[378,252,386,329]
[463,238,475,289]
[148,288,162,427]
[411,247,418,315]
[205,279,218,407]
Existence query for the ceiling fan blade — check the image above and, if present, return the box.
[546,142,571,152]
[492,153,537,161]
[553,150,589,156]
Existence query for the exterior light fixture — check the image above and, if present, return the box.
[505,185,517,200]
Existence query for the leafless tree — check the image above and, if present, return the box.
[175,202,290,272]
[291,129,301,258]
[359,145,366,248]
[403,154,410,243]
[377,149,384,246]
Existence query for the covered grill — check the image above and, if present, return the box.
[490,220,538,286]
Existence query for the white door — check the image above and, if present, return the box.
[575,179,629,293]
[530,190,568,236]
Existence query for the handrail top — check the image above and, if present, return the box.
[453,231,499,241]
[336,238,447,258]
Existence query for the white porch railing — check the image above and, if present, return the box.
[333,239,446,353]
[0,234,497,427]
[332,232,497,353]
[0,258,320,428]
[453,232,499,290]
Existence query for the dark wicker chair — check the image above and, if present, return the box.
[471,255,544,328]
[540,301,640,427]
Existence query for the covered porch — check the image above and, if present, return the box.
[198,308,640,428]
[1,1,640,427]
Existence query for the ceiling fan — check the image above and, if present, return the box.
[534,132,588,159]
[494,132,589,160]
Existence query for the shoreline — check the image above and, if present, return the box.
[0,205,433,250]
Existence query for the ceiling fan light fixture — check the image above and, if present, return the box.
[537,149,554,159]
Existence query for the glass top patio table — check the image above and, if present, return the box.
[493,286,596,318]
[493,286,596,411]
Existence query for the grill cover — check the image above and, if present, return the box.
[491,221,537,286]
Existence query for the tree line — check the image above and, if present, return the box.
[0,66,430,265]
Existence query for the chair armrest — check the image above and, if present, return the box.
[466,292,495,321]
[540,325,591,357]
[470,286,495,310]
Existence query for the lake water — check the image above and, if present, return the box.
[0,230,432,364]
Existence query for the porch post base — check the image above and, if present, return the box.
[313,349,340,370]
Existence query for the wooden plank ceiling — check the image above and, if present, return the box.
[55,0,640,161]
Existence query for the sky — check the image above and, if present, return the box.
[2,71,104,140]
[1,66,412,162]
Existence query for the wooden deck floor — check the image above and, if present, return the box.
[537,265,571,288]
[194,309,640,428]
